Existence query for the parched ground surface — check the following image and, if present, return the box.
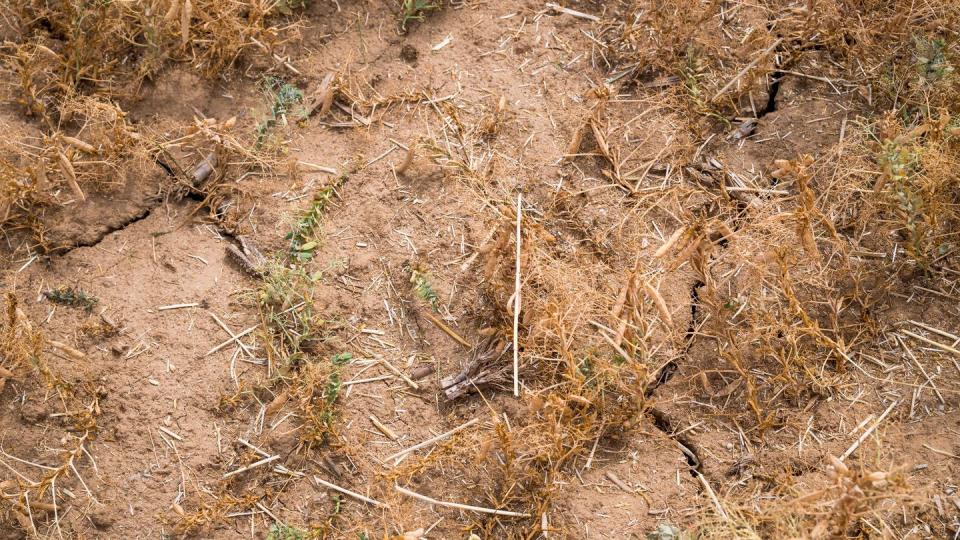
[1,1,959,539]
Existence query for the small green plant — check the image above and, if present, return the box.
[256,77,305,146]
[400,0,440,30]
[409,266,439,311]
[286,165,356,264]
[299,352,352,449]
[266,523,308,540]
[322,352,353,415]
[287,187,335,263]
[915,36,954,81]
[876,139,935,264]
[257,263,320,370]
[680,44,705,100]
[44,287,98,311]
[273,0,309,16]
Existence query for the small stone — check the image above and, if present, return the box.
[400,44,418,64]
[20,402,48,424]
[90,508,116,529]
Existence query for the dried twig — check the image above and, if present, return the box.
[223,455,279,478]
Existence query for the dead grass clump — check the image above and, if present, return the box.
[156,113,284,233]
[0,292,104,536]
[697,457,913,539]
[0,1,305,251]
[0,293,45,385]
[8,1,302,109]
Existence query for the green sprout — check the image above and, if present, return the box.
[44,287,98,311]
[400,0,439,30]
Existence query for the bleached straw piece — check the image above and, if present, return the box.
[513,193,522,397]
[395,485,529,517]
[223,455,279,478]
[840,400,899,462]
[158,303,199,311]
[205,325,258,356]
[314,476,384,507]
[384,418,480,463]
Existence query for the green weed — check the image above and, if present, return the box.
[287,188,334,263]
[915,36,954,81]
[400,0,440,30]
[44,287,98,311]
[257,263,321,371]
[299,352,352,450]
[256,77,305,147]
[409,266,439,311]
[267,523,309,540]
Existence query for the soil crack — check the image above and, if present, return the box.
[645,279,707,478]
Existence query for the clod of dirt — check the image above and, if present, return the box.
[19,402,48,424]
[400,44,419,64]
[90,508,117,529]
[41,167,164,252]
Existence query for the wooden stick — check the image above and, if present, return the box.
[907,320,960,343]
[384,418,480,463]
[297,161,337,175]
[654,227,685,258]
[158,427,183,442]
[840,400,898,461]
[901,330,960,357]
[696,472,730,522]
[605,471,632,494]
[369,415,398,441]
[513,193,522,397]
[711,38,783,102]
[423,312,471,348]
[342,375,393,387]
[48,340,85,360]
[395,485,529,517]
[379,359,419,390]
[238,439,301,477]
[922,443,960,460]
[314,476,384,507]
[545,2,599,22]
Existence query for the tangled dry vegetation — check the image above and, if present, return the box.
[0,0,301,253]
[382,0,960,537]
[0,0,958,538]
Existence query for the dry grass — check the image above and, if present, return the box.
[384,0,960,536]
[0,0,303,252]
[1,0,958,537]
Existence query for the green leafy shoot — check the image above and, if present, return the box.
[915,36,954,81]
[286,166,354,264]
[256,77,305,146]
[318,352,352,430]
[400,0,440,31]
[287,187,334,263]
[44,287,98,311]
[273,0,309,16]
[266,523,308,540]
[410,267,440,311]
